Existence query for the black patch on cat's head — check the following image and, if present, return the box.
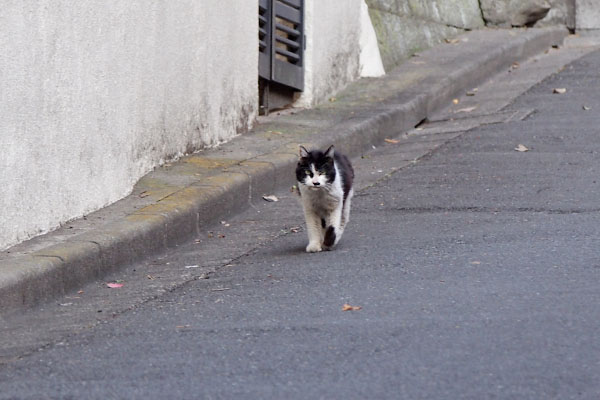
[296,146,336,184]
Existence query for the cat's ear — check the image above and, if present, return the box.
[324,145,335,159]
[299,145,309,158]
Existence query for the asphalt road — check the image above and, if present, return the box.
[2,50,600,399]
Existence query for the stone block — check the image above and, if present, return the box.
[480,0,553,27]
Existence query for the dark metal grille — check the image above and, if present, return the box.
[259,0,271,80]
[259,0,304,91]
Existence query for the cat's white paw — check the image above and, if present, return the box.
[306,242,323,253]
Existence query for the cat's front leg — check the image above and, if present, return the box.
[303,209,324,252]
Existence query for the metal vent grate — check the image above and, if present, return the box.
[259,0,271,80]
[259,0,304,91]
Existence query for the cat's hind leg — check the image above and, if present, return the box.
[340,188,354,232]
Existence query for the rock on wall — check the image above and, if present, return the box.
[0,0,258,250]
[480,0,569,27]
[366,0,484,70]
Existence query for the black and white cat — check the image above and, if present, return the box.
[296,145,354,252]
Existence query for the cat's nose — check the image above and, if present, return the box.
[313,181,320,186]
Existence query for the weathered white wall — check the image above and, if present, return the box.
[297,0,363,106]
[577,0,600,29]
[0,0,258,250]
[360,0,386,77]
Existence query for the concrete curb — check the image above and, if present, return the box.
[0,27,567,313]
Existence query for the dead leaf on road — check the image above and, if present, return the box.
[583,105,591,111]
[444,38,460,44]
[515,144,529,152]
[455,106,477,113]
[290,227,301,233]
[106,283,124,289]
[553,88,567,94]
[342,304,362,311]
[452,98,460,105]
[263,195,279,202]
[384,138,400,144]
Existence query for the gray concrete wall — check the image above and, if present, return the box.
[367,0,571,70]
[0,0,258,250]
[366,0,485,70]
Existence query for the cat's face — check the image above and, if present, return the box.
[296,146,336,188]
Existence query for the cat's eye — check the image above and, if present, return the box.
[305,170,311,175]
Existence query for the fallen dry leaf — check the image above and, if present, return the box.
[444,38,460,44]
[290,227,301,233]
[455,106,477,113]
[77,290,84,294]
[553,88,567,94]
[342,304,362,311]
[384,138,400,144]
[139,191,149,198]
[452,99,460,105]
[583,105,591,111]
[515,144,529,152]
[329,97,337,102]
[262,195,279,202]
[147,274,155,280]
[106,283,124,289]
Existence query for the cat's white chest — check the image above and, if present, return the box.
[299,175,343,215]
